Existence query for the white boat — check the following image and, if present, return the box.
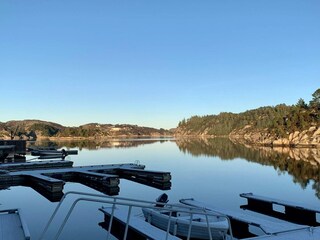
[142,194,229,240]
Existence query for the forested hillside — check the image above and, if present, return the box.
[176,89,320,146]
[0,120,170,140]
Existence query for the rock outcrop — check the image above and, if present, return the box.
[230,125,320,147]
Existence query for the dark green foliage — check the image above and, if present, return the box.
[296,98,308,109]
[178,89,320,137]
[58,126,100,137]
[31,123,60,137]
[309,88,320,110]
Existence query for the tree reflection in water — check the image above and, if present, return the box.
[28,138,167,150]
[26,137,320,199]
[176,137,320,199]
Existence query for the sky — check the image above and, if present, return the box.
[0,1,319,129]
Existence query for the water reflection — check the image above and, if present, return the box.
[28,138,171,150]
[176,137,320,199]
[25,138,320,199]
[3,138,319,240]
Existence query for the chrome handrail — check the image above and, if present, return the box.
[39,191,234,240]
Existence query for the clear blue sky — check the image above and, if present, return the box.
[1,1,319,129]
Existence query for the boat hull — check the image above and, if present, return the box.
[142,208,228,240]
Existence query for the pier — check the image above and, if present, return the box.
[0,140,26,155]
[180,198,310,239]
[0,209,30,240]
[99,207,181,240]
[240,192,320,226]
[0,140,26,163]
[0,161,172,202]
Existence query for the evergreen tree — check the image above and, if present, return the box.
[177,88,320,137]
[309,88,320,110]
[296,98,308,109]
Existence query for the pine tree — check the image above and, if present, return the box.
[309,88,320,110]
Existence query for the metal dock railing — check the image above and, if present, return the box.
[39,191,234,240]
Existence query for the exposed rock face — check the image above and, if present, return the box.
[230,126,320,147]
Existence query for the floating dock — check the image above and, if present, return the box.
[179,198,309,239]
[0,161,171,202]
[0,140,26,155]
[240,192,320,226]
[0,160,73,171]
[247,227,320,240]
[99,207,181,240]
[180,193,320,240]
[0,209,30,240]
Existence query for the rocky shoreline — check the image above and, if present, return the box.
[229,126,320,147]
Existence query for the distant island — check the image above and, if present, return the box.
[1,89,319,147]
[0,120,172,140]
[175,88,320,147]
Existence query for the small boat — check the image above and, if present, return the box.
[27,146,56,152]
[31,149,77,157]
[142,194,229,240]
[38,154,67,160]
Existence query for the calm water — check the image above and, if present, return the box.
[1,137,319,239]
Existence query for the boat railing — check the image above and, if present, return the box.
[39,191,234,240]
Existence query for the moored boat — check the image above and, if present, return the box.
[31,149,78,156]
[142,194,229,240]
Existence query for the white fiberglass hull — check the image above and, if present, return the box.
[142,208,228,240]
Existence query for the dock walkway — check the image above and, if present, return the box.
[247,227,320,240]
[240,192,320,226]
[100,207,181,240]
[0,209,30,240]
[0,160,73,171]
[0,162,172,201]
[180,198,309,239]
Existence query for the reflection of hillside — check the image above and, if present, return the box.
[176,137,266,160]
[28,139,168,150]
[176,137,320,199]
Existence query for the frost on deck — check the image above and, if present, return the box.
[0,209,30,240]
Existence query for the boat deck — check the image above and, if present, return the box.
[0,209,30,240]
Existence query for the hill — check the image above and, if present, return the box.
[175,89,320,147]
[0,120,171,140]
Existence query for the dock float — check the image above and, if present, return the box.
[247,226,320,239]
[180,198,309,239]
[99,207,181,240]
[0,209,30,240]
[0,162,172,201]
[0,160,73,171]
[115,167,172,190]
[240,193,320,226]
